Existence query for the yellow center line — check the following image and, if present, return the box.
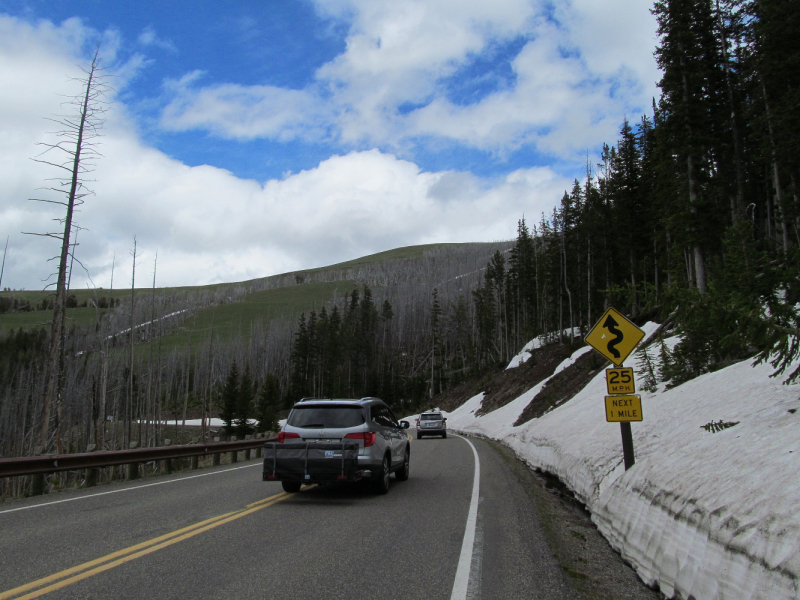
[1,491,291,600]
[247,491,287,508]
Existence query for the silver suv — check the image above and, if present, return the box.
[416,410,447,439]
[273,398,410,494]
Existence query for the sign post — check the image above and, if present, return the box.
[585,308,645,471]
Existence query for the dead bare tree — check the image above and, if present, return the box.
[127,237,137,449]
[0,236,8,290]
[26,50,110,451]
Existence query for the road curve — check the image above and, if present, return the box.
[0,435,575,600]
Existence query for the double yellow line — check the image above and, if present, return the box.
[1,491,292,600]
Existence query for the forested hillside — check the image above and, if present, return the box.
[0,242,512,469]
[1,0,798,496]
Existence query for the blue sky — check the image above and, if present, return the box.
[2,1,350,180]
[0,0,659,289]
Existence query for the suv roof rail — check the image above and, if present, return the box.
[299,397,322,402]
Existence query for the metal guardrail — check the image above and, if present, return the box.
[0,437,276,478]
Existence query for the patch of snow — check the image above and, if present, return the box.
[448,323,800,600]
[506,339,542,369]
[506,327,583,369]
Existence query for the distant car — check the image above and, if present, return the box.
[264,397,411,494]
[416,411,447,439]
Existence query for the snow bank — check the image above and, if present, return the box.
[445,324,800,600]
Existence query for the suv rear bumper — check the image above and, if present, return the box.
[262,444,387,483]
[416,427,446,436]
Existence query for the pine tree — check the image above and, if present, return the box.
[654,0,728,293]
[219,360,239,435]
[256,374,280,433]
[236,363,255,435]
[323,305,341,397]
[289,313,310,401]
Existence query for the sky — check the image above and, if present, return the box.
[0,0,660,291]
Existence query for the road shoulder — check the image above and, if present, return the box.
[482,438,661,600]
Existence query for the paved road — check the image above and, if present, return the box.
[0,435,576,600]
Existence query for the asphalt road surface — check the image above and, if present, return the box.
[0,435,579,600]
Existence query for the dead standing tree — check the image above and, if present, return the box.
[24,51,110,452]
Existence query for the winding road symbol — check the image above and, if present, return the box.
[603,315,624,359]
[584,307,645,366]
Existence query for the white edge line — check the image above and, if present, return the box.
[450,434,480,600]
[0,462,261,515]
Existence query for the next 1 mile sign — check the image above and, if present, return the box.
[604,395,643,422]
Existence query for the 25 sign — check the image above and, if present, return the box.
[606,367,635,395]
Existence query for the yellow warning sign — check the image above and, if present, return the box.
[606,367,635,395]
[585,307,645,366]
[604,395,643,422]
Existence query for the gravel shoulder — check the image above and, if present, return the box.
[484,438,661,600]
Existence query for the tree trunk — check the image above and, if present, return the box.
[126,237,137,449]
[759,75,789,256]
[39,56,100,450]
[716,0,745,219]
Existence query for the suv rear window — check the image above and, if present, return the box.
[420,414,441,421]
[287,405,366,428]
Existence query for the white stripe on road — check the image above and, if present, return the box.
[450,435,481,600]
[0,462,261,515]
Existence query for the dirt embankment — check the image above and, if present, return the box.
[433,341,610,426]
[514,350,609,426]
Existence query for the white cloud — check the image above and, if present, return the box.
[0,15,571,290]
[161,71,333,141]
[158,0,660,159]
[137,26,177,53]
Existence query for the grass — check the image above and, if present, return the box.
[0,306,108,334]
[152,279,359,354]
[0,287,208,334]
[0,241,499,342]
[0,280,359,353]
[293,242,476,274]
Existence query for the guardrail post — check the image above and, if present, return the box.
[31,446,45,496]
[211,437,221,466]
[255,433,264,458]
[163,439,173,474]
[244,435,252,460]
[127,441,140,480]
[85,444,98,487]
[230,436,238,463]
[191,453,199,470]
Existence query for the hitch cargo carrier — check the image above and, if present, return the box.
[262,441,363,483]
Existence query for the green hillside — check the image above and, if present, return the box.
[0,242,499,339]
[152,279,358,354]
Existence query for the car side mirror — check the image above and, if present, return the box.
[443,418,447,422]
[400,421,410,429]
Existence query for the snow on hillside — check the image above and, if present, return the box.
[446,323,800,600]
[506,328,582,369]
[506,338,541,369]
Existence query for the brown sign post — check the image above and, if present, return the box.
[585,308,645,471]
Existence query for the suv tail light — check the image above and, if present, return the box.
[345,432,376,447]
[277,432,300,443]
